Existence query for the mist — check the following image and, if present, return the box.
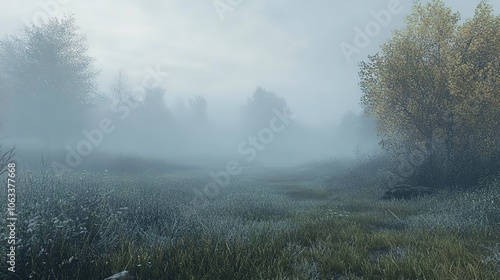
[2,1,499,279]
[0,0,394,173]
[3,79,380,172]
[2,0,493,173]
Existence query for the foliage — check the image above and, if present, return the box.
[243,86,288,132]
[359,0,500,187]
[0,15,99,153]
[187,95,208,124]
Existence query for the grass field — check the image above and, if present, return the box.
[1,158,499,279]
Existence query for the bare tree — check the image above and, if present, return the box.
[111,68,132,109]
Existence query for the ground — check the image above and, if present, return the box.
[2,159,499,279]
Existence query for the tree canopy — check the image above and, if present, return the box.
[359,0,500,187]
[243,86,288,132]
[0,15,99,153]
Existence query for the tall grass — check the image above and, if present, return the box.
[1,159,499,279]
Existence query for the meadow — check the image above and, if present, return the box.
[1,156,499,279]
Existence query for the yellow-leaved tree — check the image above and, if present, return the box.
[359,0,500,187]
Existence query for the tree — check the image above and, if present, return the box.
[111,69,133,110]
[188,95,208,124]
[0,15,99,155]
[243,87,288,132]
[359,0,500,187]
[131,86,172,156]
[449,1,500,158]
[141,86,170,119]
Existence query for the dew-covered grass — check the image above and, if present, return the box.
[1,159,499,279]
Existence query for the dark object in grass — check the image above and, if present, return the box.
[382,184,435,200]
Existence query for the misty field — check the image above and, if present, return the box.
[1,158,499,280]
[2,1,500,279]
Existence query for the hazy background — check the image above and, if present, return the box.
[1,0,496,170]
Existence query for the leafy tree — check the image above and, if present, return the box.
[449,1,500,158]
[243,86,288,132]
[141,86,170,118]
[359,0,500,187]
[0,15,99,154]
[131,86,172,156]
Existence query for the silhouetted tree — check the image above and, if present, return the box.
[243,87,288,132]
[111,69,133,110]
[172,96,187,121]
[141,86,170,118]
[0,15,99,154]
[188,95,208,124]
[132,86,172,156]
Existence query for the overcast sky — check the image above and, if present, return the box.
[1,0,497,126]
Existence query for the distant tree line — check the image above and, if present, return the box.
[0,15,299,164]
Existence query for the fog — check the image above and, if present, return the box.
[3,2,500,279]
[2,82,380,172]
[1,0,489,173]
